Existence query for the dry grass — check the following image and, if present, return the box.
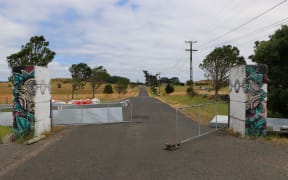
[0,82,13,104]
[43,125,66,137]
[224,128,242,137]
[48,80,138,102]
[0,80,139,104]
[265,134,288,144]
[175,85,227,95]
[224,128,288,144]
[151,84,229,97]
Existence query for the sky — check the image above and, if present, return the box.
[0,0,288,83]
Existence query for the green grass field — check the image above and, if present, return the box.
[148,85,229,123]
[0,126,12,144]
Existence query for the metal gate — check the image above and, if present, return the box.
[175,101,229,144]
[0,100,133,126]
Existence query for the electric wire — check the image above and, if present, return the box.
[203,0,243,34]
[199,17,288,51]
[198,0,288,49]
[158,1,288,79]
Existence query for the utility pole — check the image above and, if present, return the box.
[156,72,161,96]
[185,40,198,95]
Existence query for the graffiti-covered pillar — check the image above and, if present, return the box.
[229,64,268,136]
[12,66,51,139]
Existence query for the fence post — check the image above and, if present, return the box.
[130,102,133,121]
[107,103,110,122]
[81,104,83,123]
[198,105,201,136]
[214,102,218,129]
[216,102,219,129]
[228,100,230,128]
[50,99,53,128]
[176,109,178,142]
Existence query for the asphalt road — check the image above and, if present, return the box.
[1,86,288,180]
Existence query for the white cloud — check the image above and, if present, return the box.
[0,0,288,83]
[48,61,70,78]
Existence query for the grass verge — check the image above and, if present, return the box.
[0,126,13,144]
[150,89,228,124]
[265,133,288,144]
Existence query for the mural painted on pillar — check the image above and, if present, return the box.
[244,64,268,136]
[13,66,36,138]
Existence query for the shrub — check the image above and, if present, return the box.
[186,87,197,96]
[103,84,113,94]
[186,80,193,86]
[130,83,138,89]
[165,84,174,94]
[151,86,157,94]
[115,79,129,94]
[57,83,61,88]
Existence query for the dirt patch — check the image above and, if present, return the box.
[0,126,74,177]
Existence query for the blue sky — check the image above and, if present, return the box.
[0,0,288,82]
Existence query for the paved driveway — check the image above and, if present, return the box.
[1,86,287,180]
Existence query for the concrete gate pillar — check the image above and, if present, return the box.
[229,64,268,136]
[12,66,51,139]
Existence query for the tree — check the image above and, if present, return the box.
[107,75,129,84]
[160,77,170,84]
[170,77,181,85]
[115,78,130,94]
[186,80,193,86]
[90,66,109,98]
[199,45,246,97]
[103,84,113,94]
[143,70,157,87]
[69,63,91,99]
[165,84,175,94]
[6,35,55,69]
[143,70,150,86]
[249,25,288,117]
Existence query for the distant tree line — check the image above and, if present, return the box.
[69,63,132,99]
[160,77,183,86]
[143,70,180,95]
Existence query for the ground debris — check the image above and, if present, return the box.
[164,142,181,151]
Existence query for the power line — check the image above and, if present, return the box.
[158,1,243,75]
[203,0,243,35]
[199,16,288,51]
[138,1,288,82]
[198,0,288,49]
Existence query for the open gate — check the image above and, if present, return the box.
[174,101,229,145]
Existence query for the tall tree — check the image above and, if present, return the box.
[6,35,55,69]
[170,77,181,85]
[142,70,157,87]
[89,66,109,98]
[249,25,288,117]
[143,70,150,86]
[199,45,246,97]
[115,77,130,94]
[69,63,91,99]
